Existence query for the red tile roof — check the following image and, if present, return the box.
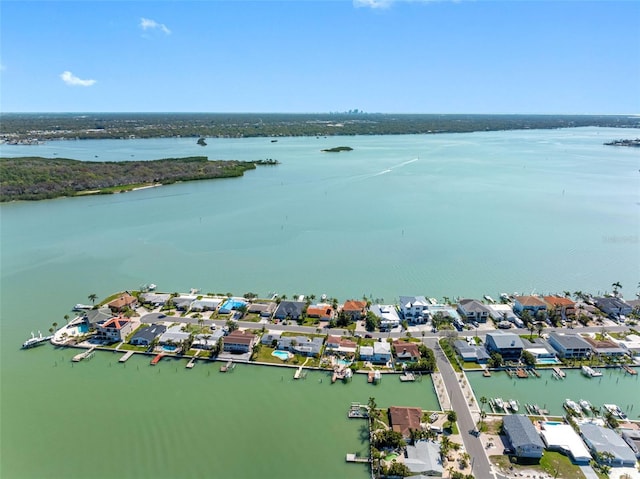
[306,305,334,318]
[224,330,256,346]
[389,406,423,437]
[543,296,576,308]
[108,293,137,309]
[342,300,367,312]
[515,296,547,307]
[101,317,130,330]
[392,341,421,359]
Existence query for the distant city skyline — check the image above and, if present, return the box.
[1,1,639,114]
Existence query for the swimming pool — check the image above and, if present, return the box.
[77,324,88,333]
[162,345,177,352]
[336,359,351,367]
[536,358,560,365]
[272,350,291,361]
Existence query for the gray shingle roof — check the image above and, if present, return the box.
[503,415,544,450]
[549,332,591,350]
[131,324,166,343]
[580,423,637,465]
[486,331,524,349]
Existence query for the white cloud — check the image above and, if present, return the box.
[140,17,171,35]
[354,0,447,8]
[60,71,97,87]
[354,0,393,7]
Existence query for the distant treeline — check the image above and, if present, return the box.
[0,156,276,202]
[1,113,638,141]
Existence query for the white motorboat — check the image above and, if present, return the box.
[564,399,582,415]
[579,399,592,412]
[581,365,602,377]
[494,398,505,410]
[508,399,519,412]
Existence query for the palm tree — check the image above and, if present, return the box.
[612,282,622,297]
[528,322,536,340]
[536,321,545,337]
[479,396,488,412]
[88,293,98,305]
[52,322,58,332]
[63,314,70,325]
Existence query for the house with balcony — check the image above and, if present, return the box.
[107,293,138,313]
[369,304,400,330]
[548,332,592,359]
[359,341,392,364]
[485,331,524,361]
[398,296,430,324]
[457,299,491,323]
[543,296,576,320]
[326,336,357,355]
[503,414,545,459]
[392,340,421,362]
[223,330,257,354]
[341,300,368,320]
[513,296,547,317]
[95,317,134,343]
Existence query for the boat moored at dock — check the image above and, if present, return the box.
[581,365,602,377]
[563,399,582,416]
[21,331,52,349]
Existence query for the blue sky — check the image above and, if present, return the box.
[1,0,639,114]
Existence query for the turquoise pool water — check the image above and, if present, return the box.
[537,358,560,365]
[162,345,177,352]
[77,324,88,333]
[272,350,290,361]
[219,299,247,313]
[336,359,351,366]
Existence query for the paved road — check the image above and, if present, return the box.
[426,337,496,479]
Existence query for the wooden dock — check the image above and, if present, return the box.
[150,353,165,365]
[399,372,416,382]
[346,453,369,463]
[623,364,637,375]
[368,371,374,383]
[483,369,491,377]
[220,360,234,372]
[516,368,528,378]
[72,347,95,362]
[294,366,303,379]
[119,351,135,363]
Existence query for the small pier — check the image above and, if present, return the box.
[516,368,528,379]
[294,366,303,379]
[531,368,541,378]
[623,364,637,375]
[368,371,375,383]
[553,367,565,379]
[346,453,369,463]
[399,372,416,382]
[119,351,135,363]
[483,369,491,377]
[72,347,95,362]
[186,357,197,369]
[348,403,369,419]
[220,360,234,372]
[150,353,165,365]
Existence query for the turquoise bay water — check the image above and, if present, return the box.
[1,127,639,478]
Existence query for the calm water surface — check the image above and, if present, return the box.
[467,366,640,417]
[1,127,639,478]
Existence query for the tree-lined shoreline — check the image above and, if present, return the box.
[0,156,278,202]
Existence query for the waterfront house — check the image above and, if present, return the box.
[359,342,392,364]
[457,299,491,323]
[520,337,558,363]
[583,337,626,357]
[247,301,277,318]
[503,414,545,459]
[389,406,423,438]
[82,307,115,328]
[223,330,257,354]
[369,304,400,330]
[594,297,633,320]
[95,317,134,343]
[547,332,592,359]
[325,336,357,355]
[404,441,443,477]
[487,304,522,327]
[190,297,222,311]
[276,336,324,357]
[130,324,167,346]
[192,330,224,350]
[425,303,462,323]
[218,298,248,315]
[579,423,637,467]
[273,301,305,320]
[172,295,197,311]
[341,300,368,320]
[158,325,190,345]
[305,304,335,321]
[107,293,138,313]
[539,422,592,464]
[513,296,547,317]
[543,296,576,319]
[613,334,640,358]
[484,331,524,361]
[392,340,421,362]
[398,296,430,324]
[453,340,490,364]
[573,301,599,323]
[621,429,640,459]
[139,292,171,307]
[261,331,282,346]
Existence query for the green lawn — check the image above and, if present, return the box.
[491,452,585,479]
[117,343,147,352]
